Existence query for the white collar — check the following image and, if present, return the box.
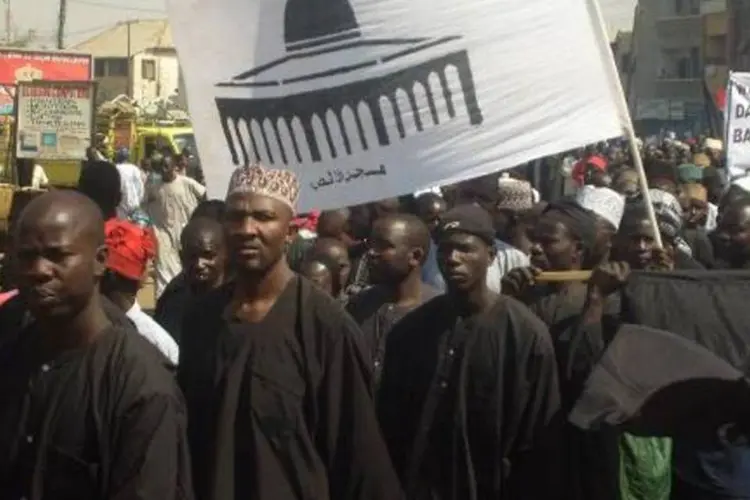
[127,301,142,316]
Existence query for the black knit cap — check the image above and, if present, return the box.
[438,204,495,246]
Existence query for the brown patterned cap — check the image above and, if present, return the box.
[497,177,534,212]
[226,163,300,211]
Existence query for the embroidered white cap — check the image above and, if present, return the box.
[575,185,626,230]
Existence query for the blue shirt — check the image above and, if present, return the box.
[674,439,750,499]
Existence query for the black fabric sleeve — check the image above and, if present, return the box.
[108,394,194,500]
[505,323,564,500]
[316,315,405,500]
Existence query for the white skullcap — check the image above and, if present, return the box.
[705,138,723,151]
[575,185,626,230]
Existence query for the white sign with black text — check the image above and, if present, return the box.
[169,0,627,210]
[726,72,750,179]
[15,80,94,161]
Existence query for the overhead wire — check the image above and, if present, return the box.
[69,0,165,13]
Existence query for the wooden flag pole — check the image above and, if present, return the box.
[583,0,663,249]
[533,0,662,284]
[536,270,592,283]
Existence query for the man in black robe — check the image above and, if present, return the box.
[502,200,622,500]
[612,202,700,271]
[155,217,228,344]
[713,199,750,270]
[0,190,192,499]
[377,204,561,500]
[178,163,402,500]
[346,213,438,390]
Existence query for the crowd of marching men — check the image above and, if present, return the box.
[0,134,749,500]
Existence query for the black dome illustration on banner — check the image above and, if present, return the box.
[214,0,483,166]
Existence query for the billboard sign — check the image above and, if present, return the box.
[0,49,92,86]
[15,80,96,161]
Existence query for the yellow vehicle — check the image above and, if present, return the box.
[44,103,198,186]
[133,121,198,165]
[0,98,198,187]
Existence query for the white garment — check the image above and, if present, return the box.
[31,164,48,189]
[494,239,531,281]
[147,175,206,297]
[116,162,146,219]
[126,302,180,365]
[413,186,443,197]
[298,228,317,240]
[705,203,718,232]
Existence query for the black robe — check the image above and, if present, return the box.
[377,294,562,500]
[154,272,193,344]
[0,294,137,350]
[178,276,403,500]
[527,284,622,500]
[346,284,440,390]
[0,323,193,500]
[682,228,716,269]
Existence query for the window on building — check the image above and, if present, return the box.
[675,0,683,15]
[94,59,106,78]
[690,47,701,76]
[141,59,156,81]
[107,58,129,77]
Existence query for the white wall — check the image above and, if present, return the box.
[701,0,727,15]
[131,50,180,104]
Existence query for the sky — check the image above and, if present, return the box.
[9,0,637,48]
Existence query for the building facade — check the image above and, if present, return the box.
[728,0,750,72]
[702,0,728,106]
[72,20,179,105]
[630,0,728,135]
[612,31,634,90]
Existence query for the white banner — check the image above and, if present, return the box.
[169,0,627,210]
[726,72,750,179]
[15,80,94,161]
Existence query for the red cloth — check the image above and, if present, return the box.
[292,210,320,232]
[716,87,727,111]
[104,219,156,281]
[0,289,18,307]
[572,155,608,186]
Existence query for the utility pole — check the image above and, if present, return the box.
[56,0,67,49]
[5,0,11,44]
[126,20,132,97]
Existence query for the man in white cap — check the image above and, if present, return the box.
[178,163,402,500]
[704,138,723,164]
[574,185,626,265]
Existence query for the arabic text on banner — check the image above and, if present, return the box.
[15,81,94,161]
[168,0,627,211]
[726,72,750,179]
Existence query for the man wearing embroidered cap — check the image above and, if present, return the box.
[378,203,562,500]
[178,163,402,500]
[495,176,538,257]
